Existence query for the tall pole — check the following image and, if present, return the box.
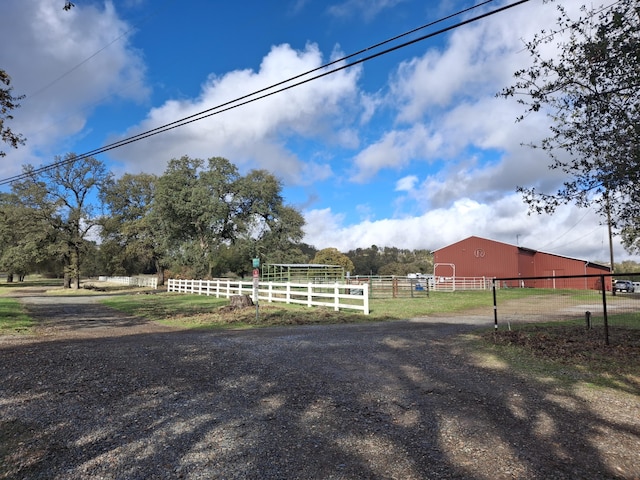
[606,194,615,296]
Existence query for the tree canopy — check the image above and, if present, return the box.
[500,1,640,249]
[10,155,109,287]
[311,247,355,274]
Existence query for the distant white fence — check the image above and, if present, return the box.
[167,278,370,315]
[98,275,158,289]
[432,276,494,292]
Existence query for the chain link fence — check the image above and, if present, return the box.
[492,273,640,345]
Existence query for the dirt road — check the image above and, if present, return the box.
[1,292,639,479]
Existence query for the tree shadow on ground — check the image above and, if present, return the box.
[1,321,639,479]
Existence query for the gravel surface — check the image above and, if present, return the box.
[1,292,639,479]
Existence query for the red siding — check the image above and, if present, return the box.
[434,236,518,279]
[433,236,611,290]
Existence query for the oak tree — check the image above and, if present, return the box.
[12,155,109,288]
[500,1,640,246]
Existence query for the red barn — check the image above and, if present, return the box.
[433,236,611,290]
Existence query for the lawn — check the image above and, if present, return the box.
[0,298,34,333]
[100,289,532,329]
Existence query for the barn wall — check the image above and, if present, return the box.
[434,236,611,290]
[433,236,518,279]
[528,253,586,289]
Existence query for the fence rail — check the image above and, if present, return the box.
[432,276,493,292]
[167,278,369,315]
[98,275,158,289]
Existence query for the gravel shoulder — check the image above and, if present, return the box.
[1,291,639,479]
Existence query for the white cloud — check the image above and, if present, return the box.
[296,0,637,263]
[303,195,623,263]
[0,0,148,176]
[350,124,443,182]
[395,175,418,191]
[327,0,406,21]
[110,43,362,183]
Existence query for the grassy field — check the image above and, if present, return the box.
[100,289,511,329]
[0,298,34,333]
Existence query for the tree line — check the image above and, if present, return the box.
[0,153,438,286]
[0,155,306,286]
[2,152,638,286]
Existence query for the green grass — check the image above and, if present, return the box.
[101,293,230,320]
[0,298,34,334]
[606,312,640,328]
[100,289,544,330]
[470,323,640,394]
[0,277,63,295]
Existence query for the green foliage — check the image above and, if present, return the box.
[500,1,640,248]
[346,245,433,276]
[311,247,355,274]
[621,225,640,255]
[152,156,305,278]
[0,193,50,279]
[9,155,109,287]
[0,70,26,158]
[99,172,161,276]
[615,260,640,274]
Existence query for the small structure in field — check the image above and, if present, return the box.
[261,264,344,283]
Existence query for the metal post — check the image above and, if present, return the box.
[492,281,498,331]
[600,275,609,345]
[607,194,616,296]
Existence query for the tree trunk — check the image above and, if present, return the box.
[229,294,253,309]
[155,259,165,286]
[72,246,81,289]
[7,273,13,283]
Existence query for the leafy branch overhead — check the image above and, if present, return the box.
[500,1,640,246]
[0,70,26,158]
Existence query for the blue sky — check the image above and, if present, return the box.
[2,0,638,264]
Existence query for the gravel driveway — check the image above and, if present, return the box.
[1,293,639,479]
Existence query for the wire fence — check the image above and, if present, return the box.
[492,273,640,345]
[347,276,431,299]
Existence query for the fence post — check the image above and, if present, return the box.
[334,283,340,312]
[600,275,609,345]
[307,283,313,308]
[492,280,498,331]
[363,283,369,315]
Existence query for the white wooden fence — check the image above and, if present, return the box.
[167,278,370,315]
[98,275,158,289]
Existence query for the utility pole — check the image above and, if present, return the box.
[606,194,616,296]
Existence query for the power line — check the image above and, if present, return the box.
[0,0,530,186]
[25,0,176,101]
[538,206,596,250]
